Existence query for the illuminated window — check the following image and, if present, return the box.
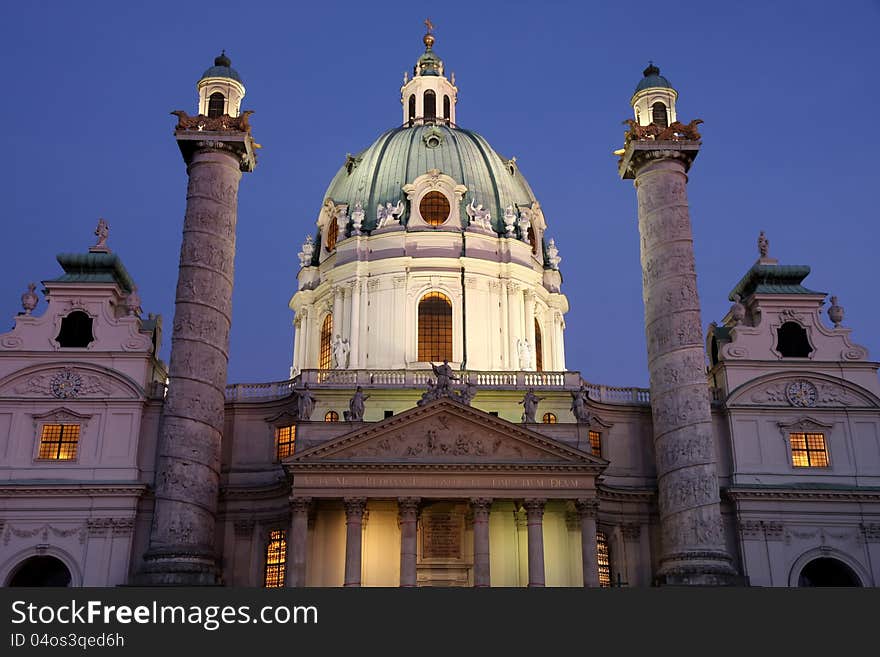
[56,311,94,348]
[207,92,225,117]
[263,530,287,588]
[408,95,416,126]
[651,102,668,128]
[790,432,829,467]
[534,320,543,371]
[37,424,80,460]
[542,412,557,424]
[324,410,339,422]
[424,89,436,120]
[589,430,601,458]
[276,426,295,459]
[419,191,450,226]
[418,292,452,362]
[597,531,612,588]
[326,217,338,252]
[319,314,333,370]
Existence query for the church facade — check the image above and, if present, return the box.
[1,32,879,588]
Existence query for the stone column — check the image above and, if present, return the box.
[619,139,735,585]
[398,497,420,587]
[471,498,492,587]
[348,281,360,369]
[507,282,521,369]
[576,499,600,587]
[500,280,510,368]
[343,497,366,587]
[524,498,546,587]
[332,285,343,354]
[138,127,255,585]
[524,291,536,370]
[286,497,311,587]
[300,307,312,370]
[292,315,302,375]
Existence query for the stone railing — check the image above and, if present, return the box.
[223,369,656,406]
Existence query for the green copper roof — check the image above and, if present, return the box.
[634,63,673,94]
[50,252,135,293]
[324,124,537,233]
[200,52,242,84]
[728,264,823,301]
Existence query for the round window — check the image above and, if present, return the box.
[419,191,450,226]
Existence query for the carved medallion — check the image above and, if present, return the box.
[785,380,817,408]
[50,369,82,399]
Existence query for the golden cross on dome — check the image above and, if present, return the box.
[424,17,434,33]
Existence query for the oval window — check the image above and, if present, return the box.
[419,191,450,226]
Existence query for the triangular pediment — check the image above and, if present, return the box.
[289,399,604,466]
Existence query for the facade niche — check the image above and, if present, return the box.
[56,311,94,348]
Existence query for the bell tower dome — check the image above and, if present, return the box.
[630,62,678,128]
[197,51,246,118]
[400,20,458,126]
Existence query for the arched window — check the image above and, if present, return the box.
[208,92,225,118]
[326,217,338,252]
[777,322,813,357]
[534,319,543,371]
[56,311,94,348]
[263,530,287,588]
[8,556,71,587]
[527,225,538,255]
[443,95,450,120]
[408,94,416,126]
[419,191,450,226]
[324,410,339,422]
[651,102,668,128]
[424,90,436,121]
[798,558,861,587]
[542,412,556,424]
[319,314,333,370]
[418,292,452,362]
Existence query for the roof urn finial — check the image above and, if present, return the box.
[757,230,769,258]
[828,296,844,328]
[21,282,38,315]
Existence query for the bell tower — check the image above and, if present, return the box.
[136,53,257,585]
[631,62,678,128]
[400,20,458,126]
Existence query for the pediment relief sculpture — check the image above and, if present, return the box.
[0,365,140,400]
[738,376,877,408]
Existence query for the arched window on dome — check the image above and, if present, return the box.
[319,314,333,370]
[419,191,451,226]
[443,95,450,121]
[418,292,452,362]
[651,102,668,128]
[424,90,436,122]
[208,92,226,118]
[534,319,543,371]
[408,94,416,127]
[326,217,338,252]
[527,225,538,256]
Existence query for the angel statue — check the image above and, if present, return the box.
[332,334,350,369]
[466,199,492,230]
[570,383,592,424]
[519,388,545,423]
[295,383,317,421]
[516,337,532,370]
[376,200,405,229]
[431,359,459,394]
[347,386,369,422]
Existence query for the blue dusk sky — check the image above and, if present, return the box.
[1,1,878,388]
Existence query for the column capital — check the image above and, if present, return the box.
[575,498,599,518]
[618,139,700,180]
[397,497,421,521]
[343,497,367,520]
[289,497,313,514]
[523,498,546,517]
[470,498,493,520]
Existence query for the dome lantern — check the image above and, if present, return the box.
[630,61,678,128]
[197,51,246,118]
[401,20,458,126]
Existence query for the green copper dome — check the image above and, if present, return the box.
[323,124,538,234]
[200,51,243,84]
[634,63,673,94]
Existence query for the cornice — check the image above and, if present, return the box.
[0,483,148,497]
[725,485,880,502]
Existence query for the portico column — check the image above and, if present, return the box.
[471,498,492,587]
[286,497,311,587]
[398,497,420,587]
[576,499,600,587]
[343,497,366,587]
[507,282,521,368]
[524,498,546,587]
